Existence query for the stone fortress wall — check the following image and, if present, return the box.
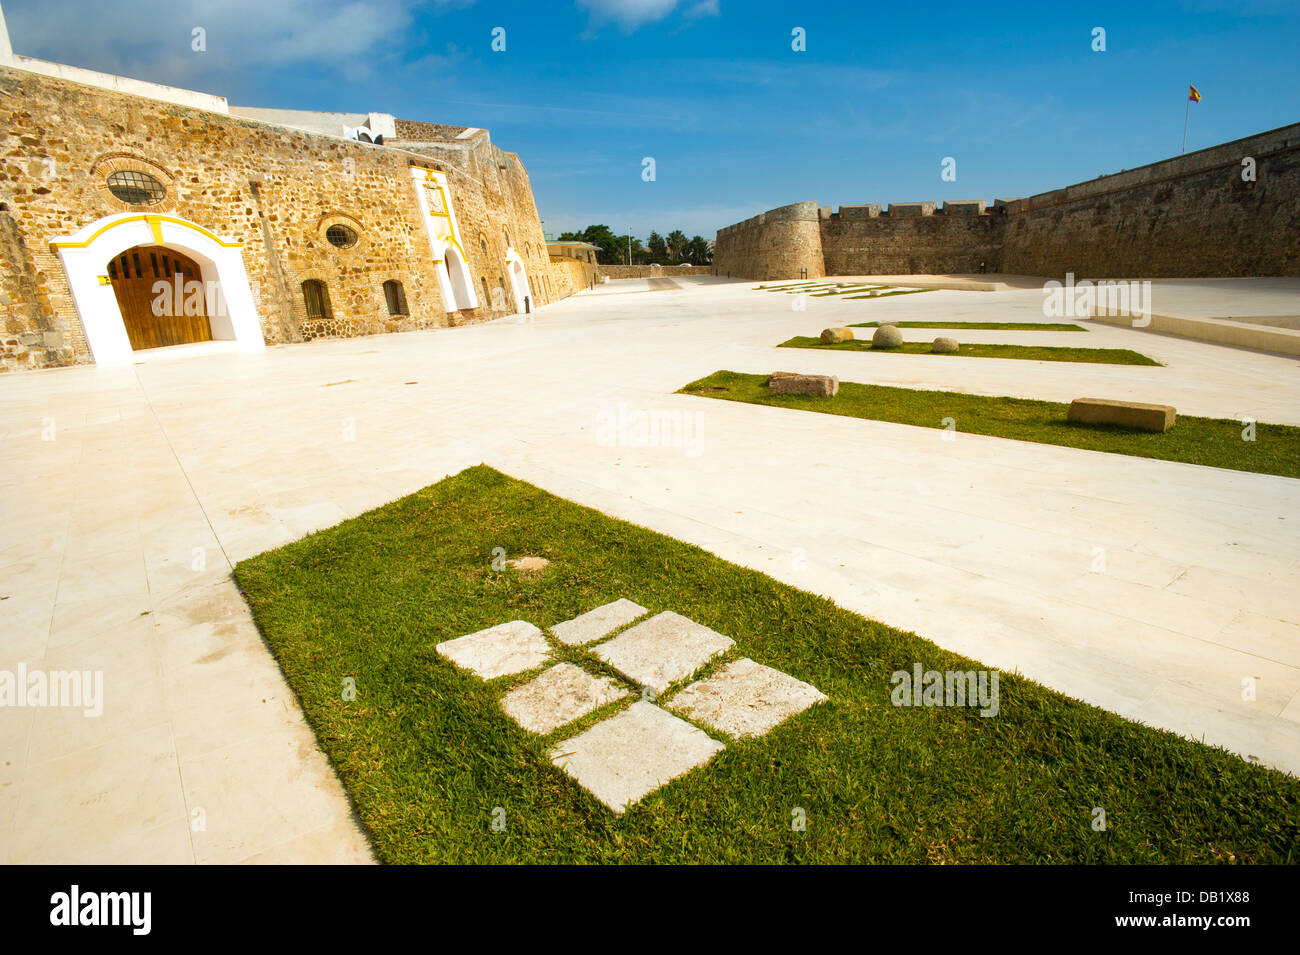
[0,64,580,372]
[713,202,825,281]
[714,123,1300,281]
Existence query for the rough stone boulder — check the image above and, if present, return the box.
[1067,398,1176,432]
[820,327,854,344]
[871,324,903,348]
[931,337,959,353]
[768,374,839,397]
[764,371,799,386]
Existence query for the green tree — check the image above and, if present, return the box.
[665,230,688,263]
[647,231,667,263]
[686,235,712,265]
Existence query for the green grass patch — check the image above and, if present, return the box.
[851,321,1088,331]
[680,371,1300,478]
[235,464,1300,862]
[780,335,1159,365]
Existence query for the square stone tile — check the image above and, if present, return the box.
[551,598,648,646]
[500,663,629,734]
[549,701,724,813]
[435,620,550,680]
[591,611,733,693]
[667,657,827,739]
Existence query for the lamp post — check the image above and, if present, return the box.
[626,231,631,266]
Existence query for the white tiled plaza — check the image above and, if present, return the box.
[2,275,1298,861]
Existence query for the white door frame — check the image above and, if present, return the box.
[410,167,478,311]
[51,212,263,365]
[504,247,532,314]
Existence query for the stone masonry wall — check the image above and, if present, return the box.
[596,264,711,279]
[0,66,571,372]
[394,133,557,314]
[712,201,824,280]
[548,257,597,298]
[713,123,1300,281]
[820,208,1004,275]
[999,124,1300,277]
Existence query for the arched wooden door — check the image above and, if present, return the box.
[108,245,213,349]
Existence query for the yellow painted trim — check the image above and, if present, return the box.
[51,214,243,251]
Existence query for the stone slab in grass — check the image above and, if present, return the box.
[550,598,647,646]
[769,373,839,397]
[1068,397,1176,432]
[549,701,725,813]
[668,658,828,739]
[592,611,734,694]
[435,620,551,680]
[500,662,629,734]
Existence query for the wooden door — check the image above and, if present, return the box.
[108,245,213,350]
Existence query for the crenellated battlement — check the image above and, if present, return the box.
[714,123,1300,280]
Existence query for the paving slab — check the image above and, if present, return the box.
[591,611,734,693]
[549,701,725,813]
[550,598,648,646]
[500,663,629,734]
[435,620,551,680]
[667,658,828,739]
[2,274,1298,861]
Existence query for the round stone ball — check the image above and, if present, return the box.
[871,324,903,348]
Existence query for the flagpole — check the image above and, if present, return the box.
[1182,97,1189,155]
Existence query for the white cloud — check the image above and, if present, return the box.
[576,0,680,32]
[683,0,719,18]
[3,0,431,86]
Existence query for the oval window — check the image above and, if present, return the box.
[326,224,359,249]
[106,170,166,205]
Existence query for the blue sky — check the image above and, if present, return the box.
[7,0,1298,239]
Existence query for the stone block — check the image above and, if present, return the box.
[943,200,986,215]
[549,701,725,813]
[667,658,827,739]
[592,611,734,694]
[887,201,936,217]
[500,663,628,734]
[435,620,551,680]
[551,598,647,646]
[1067,398,1176,432]
[768,374,839,397]
[839,204,882,218]
[819,327,854,344]
[931,337,959,353]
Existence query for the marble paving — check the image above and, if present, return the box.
[2,275,1297,860]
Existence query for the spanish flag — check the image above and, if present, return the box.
[1188,84,1201,103]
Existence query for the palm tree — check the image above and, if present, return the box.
[665,230,688,263]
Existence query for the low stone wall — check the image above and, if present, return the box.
[595,264,711,279]
[547,258,598,298]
